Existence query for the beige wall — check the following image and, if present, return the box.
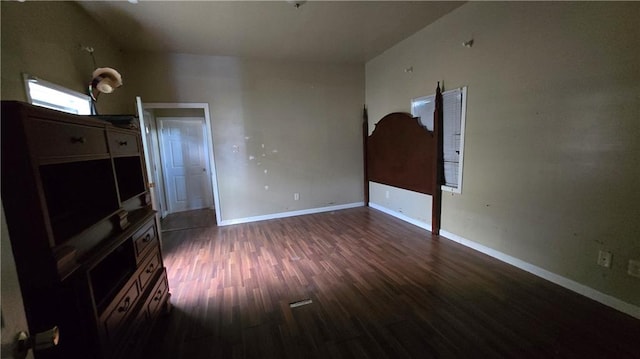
[1,2,365,222]
[1,1,132,114]
[126,52,365,221]
[366,2,640,306]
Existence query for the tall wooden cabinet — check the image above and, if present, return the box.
[1,101,170,358]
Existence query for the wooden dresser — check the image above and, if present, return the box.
[1,101,170,358]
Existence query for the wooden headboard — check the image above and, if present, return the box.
[366,112,435,195]
[364,84,444,234]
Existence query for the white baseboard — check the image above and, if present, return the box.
[440,229,640,319]
[369,203,640,320]
[219,202,364,226]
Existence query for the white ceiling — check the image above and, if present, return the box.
[77,1,463,64]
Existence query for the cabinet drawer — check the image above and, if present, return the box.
[28,119,108,159]
[112,304,150,359]
[147,271,168,319]
[101,281,140,343]
[108,131,139,156]
[138,249,161,292]
[133,221,157,261]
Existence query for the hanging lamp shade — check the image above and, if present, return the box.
[91,67,122,94]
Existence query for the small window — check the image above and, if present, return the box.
[411,86,467,193]
[23,74,92,115]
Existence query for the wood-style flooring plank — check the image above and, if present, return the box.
[143,207,640,358]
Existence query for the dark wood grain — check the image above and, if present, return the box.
[363,106,369,206]
[431,83,443,235]
[366,112,435,196]
[143,207,640,359]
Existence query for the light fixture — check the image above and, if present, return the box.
[82,45,123,114]
[462,39,474,48]
[91,68,123,95]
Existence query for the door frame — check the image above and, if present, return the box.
[138,102,221,225]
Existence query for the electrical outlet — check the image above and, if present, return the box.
[597,250,612,268]
[628,259,640,278]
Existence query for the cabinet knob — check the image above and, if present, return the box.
[70,136,86,144]
[118,140,128,146]
[146,263,155,274]
[143,234,152,243]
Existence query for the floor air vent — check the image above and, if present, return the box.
[289,299,313,308]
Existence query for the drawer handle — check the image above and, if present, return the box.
[117,297,131,313]
[154,289,163,301]
[118,140,128,146]
[145,263,155,274]
[143,234,152,243]
[70,136,86,144]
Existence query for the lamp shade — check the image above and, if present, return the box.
[91,67,122,94]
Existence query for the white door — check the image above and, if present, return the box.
[158,118,214,213]
[1,202,33,359]
[143,110,165,215]
[136,97,162,215]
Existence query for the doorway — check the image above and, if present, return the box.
[136,99,221,225]
[157,117,213,213]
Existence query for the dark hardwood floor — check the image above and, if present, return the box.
[143,207,640,358]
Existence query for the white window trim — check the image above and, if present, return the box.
[411,86,467,194]
[450,86,467,194]
[22,73,92,115]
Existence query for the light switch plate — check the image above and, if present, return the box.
[628,259,640,278]
[597,251,612,268]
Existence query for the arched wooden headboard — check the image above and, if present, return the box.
[366,112,435,195]
[364,84,444,234]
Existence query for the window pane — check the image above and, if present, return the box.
[23,74,92,115]
[412,86,467,193]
